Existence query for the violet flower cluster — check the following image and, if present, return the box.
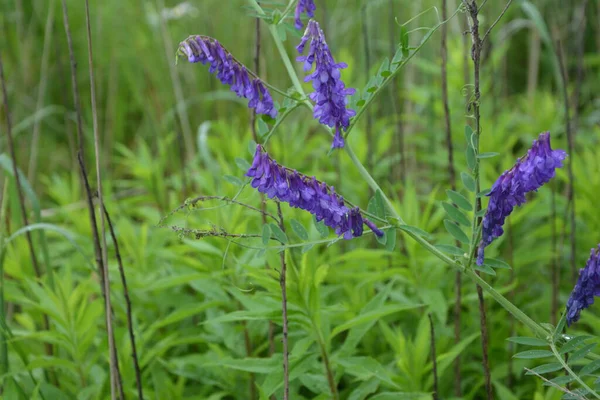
[476,132,567,265]
[179,36,277,118]
[246,145,383,239]
[566,245,600,325]
[297,20,356,148]
[294,0,316,29]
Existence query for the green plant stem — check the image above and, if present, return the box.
[550,343,600,398]
[252,0,550,348]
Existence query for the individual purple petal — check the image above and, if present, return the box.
[179,35,277,118]
[476,132,567,265]
[566,245,600,326]
[294,0,316,30]
[297,20,355,148]
[246,145,381,239]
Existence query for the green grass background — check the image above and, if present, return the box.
[1,0,600,399]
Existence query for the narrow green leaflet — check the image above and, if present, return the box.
[464,125,474,146]
[525,363,563,375]
[313,215,329,238]
[377,57,391,78]
[290,219,309,241]
[569,343,596,363]
[397,225,431,239]
[513,350,554,359]
[544,375,574,386]
[507,337,548,346]
[257,118,269,138]
[446,190,473,211]
[483,258,511,270]
[443,220,470,244]
[559,336,590,354]
[580,359,600,376]
[235,157,251,171]
[385,229,396,252]
[478,152,500,159]
[435,244,464,256]
[461,172,476,192]
[375,189,386,218]
[262,224,271,245]
[474,264,496,276]
[269,223,288,244]
[248,139,257,156]
[466,147,476,171]
[223,175,243,186]
[442,202,470,226]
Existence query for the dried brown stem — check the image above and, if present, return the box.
[556,37,576,284]
[429,314,439,400]
[248,12,262,399]
[28,0,55,182]
[463,1,496,397]
[573,0,589,134]
[102,204,144,400]
[276,204,289,400]
[61,1,123,397]
[507,218,515,389]
[84,1,121,397]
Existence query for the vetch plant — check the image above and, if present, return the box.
[168,0,600,398]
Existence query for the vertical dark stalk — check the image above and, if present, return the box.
[61,1,123,398]
[83,1,121,398]
[388,0,405,185]
[83,1,123,398]
[0,53,41,278]
[428,314,439,400]
[555,38,576,284]
[550,184,558,325]
[102,205,144,400]
[476,284,492,399]
[441,0,461,395]
[572,0,588,134]
[247,11,262,400]
[276,204,289,400]
[28,0,55,182]
[462,1,509,398]
[361,5,374,172]
[507,219,515,389]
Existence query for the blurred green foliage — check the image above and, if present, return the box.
[0,0,599,399]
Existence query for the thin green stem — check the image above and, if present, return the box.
[550,343,600,398]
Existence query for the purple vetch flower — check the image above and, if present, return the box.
[476,132,567,265]
[566,245,600,325]
[246,145,383,239]
[294,0,316,29]
[296,20,356,148]
[179,35,277,118]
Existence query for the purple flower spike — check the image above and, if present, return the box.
[296,20,356,149]
[179,36,277,118]
[294,0,316,29]
[246,145,383,239]
[476,132,567,265]
[566,245,600,326]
